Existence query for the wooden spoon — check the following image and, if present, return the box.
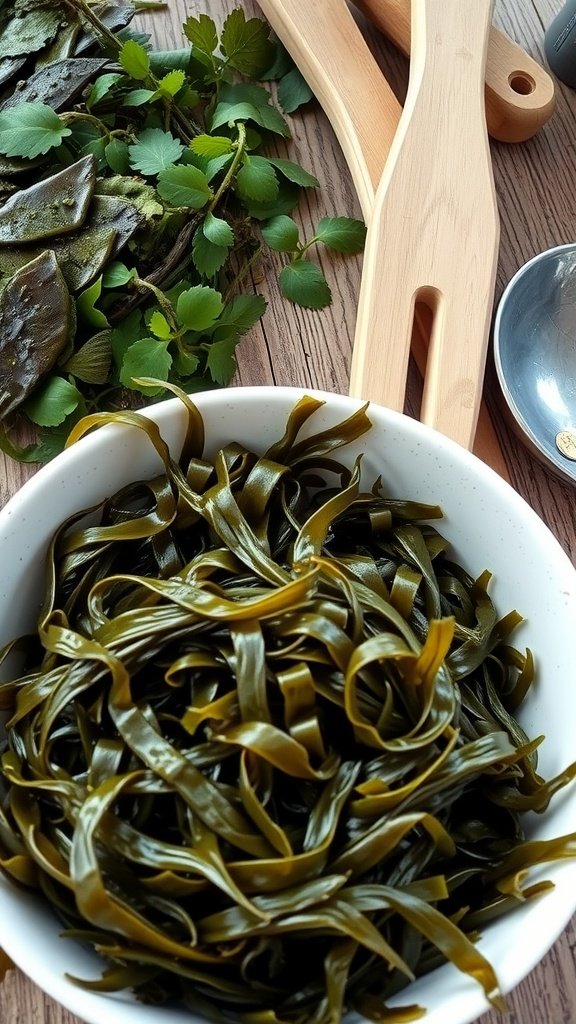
[257,0,508,473]
[350,0,499,449]
[352,0,556,143]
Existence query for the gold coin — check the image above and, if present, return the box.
[555,430,576,461]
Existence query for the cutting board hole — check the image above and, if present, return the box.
[508,72,536,95]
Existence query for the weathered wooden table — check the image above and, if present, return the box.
[2,0,576,1021]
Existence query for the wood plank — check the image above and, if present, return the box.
[2,2,576,1023]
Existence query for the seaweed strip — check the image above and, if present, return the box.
[1,393,576,1024]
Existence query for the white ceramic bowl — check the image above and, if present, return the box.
[1,385,576,1024]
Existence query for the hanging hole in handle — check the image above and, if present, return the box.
[508,71,536,95]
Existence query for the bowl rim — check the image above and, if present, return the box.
[493,241,576,486]
[1,384,576,1024]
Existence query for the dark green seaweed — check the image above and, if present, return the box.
[1,392,575,1023]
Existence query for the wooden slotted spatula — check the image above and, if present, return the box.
[350,0,499,450]
[257,0,504,467]
[257,0,399,223]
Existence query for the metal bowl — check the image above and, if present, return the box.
[493,242,576,486]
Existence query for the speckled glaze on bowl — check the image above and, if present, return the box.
[493,242,576,486]
[1,386,576,1024]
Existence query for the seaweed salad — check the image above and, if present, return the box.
[1,392,576,1023]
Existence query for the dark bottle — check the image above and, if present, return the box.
[545,0,576,88]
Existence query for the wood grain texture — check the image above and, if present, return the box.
[353,0,558,142]
[1,0,576,1022]
[245,0,509,473]
[350,0,499,449]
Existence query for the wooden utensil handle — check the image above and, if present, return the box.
[257,0,399,217]
[257,0,509,476]
[351,0,555,143]
[350,0,499,450]
[411,308,509,477]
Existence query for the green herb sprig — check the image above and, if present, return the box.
[0,1,366,462]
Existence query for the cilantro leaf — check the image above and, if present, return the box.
[260,41,293,81]
[210,100,260,130]
[119,39,150,81]
[179,86,201,110]
[211,293,267,337]
[23,377,82,428]
[261,215,299,253]
[86,73,123,110]
[279,260,332,309]
[123,88,155,107]
[157,70,186,97]
[111,310,143,371]
[120,339,172,395]
[105,138,130,173]
[205,153,234,183]
[252,103,291,138]
[177,285,224,331]
[173,350,200,378]
[102,262,134,288]
[210,90,289,138]
[183,13,218,55]
[314,216,367,253]
[220,9,275,76]
[128,129,185,176]
[148,311,172,339]
[183,13,218,71]
[190,134,233,159]
[0,425,48,465]
[192,227,229,278]
[236,156,278,202]
[202,211,234,247]
[76,277,110,329]
[267,158,319,188]
[277,67,314,114]
[157,163,212,208]
[218,82,271,106]
[206,335,239,385]
[0,102,71,159]
[189,149,234,183]
[0,5,368,454]
[243,182,301,221]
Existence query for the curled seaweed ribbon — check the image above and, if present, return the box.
[1,390,576,1023]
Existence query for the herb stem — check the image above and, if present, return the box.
[61,111,110,137]
[296,237,319,259]
[62,0,122,54]
[107,217,202,327]
[168,103,198,143]
[224,244,264,303]
[209,122,246,210]
[131,278,179,333]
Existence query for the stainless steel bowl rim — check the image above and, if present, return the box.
[493,241,576,485]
